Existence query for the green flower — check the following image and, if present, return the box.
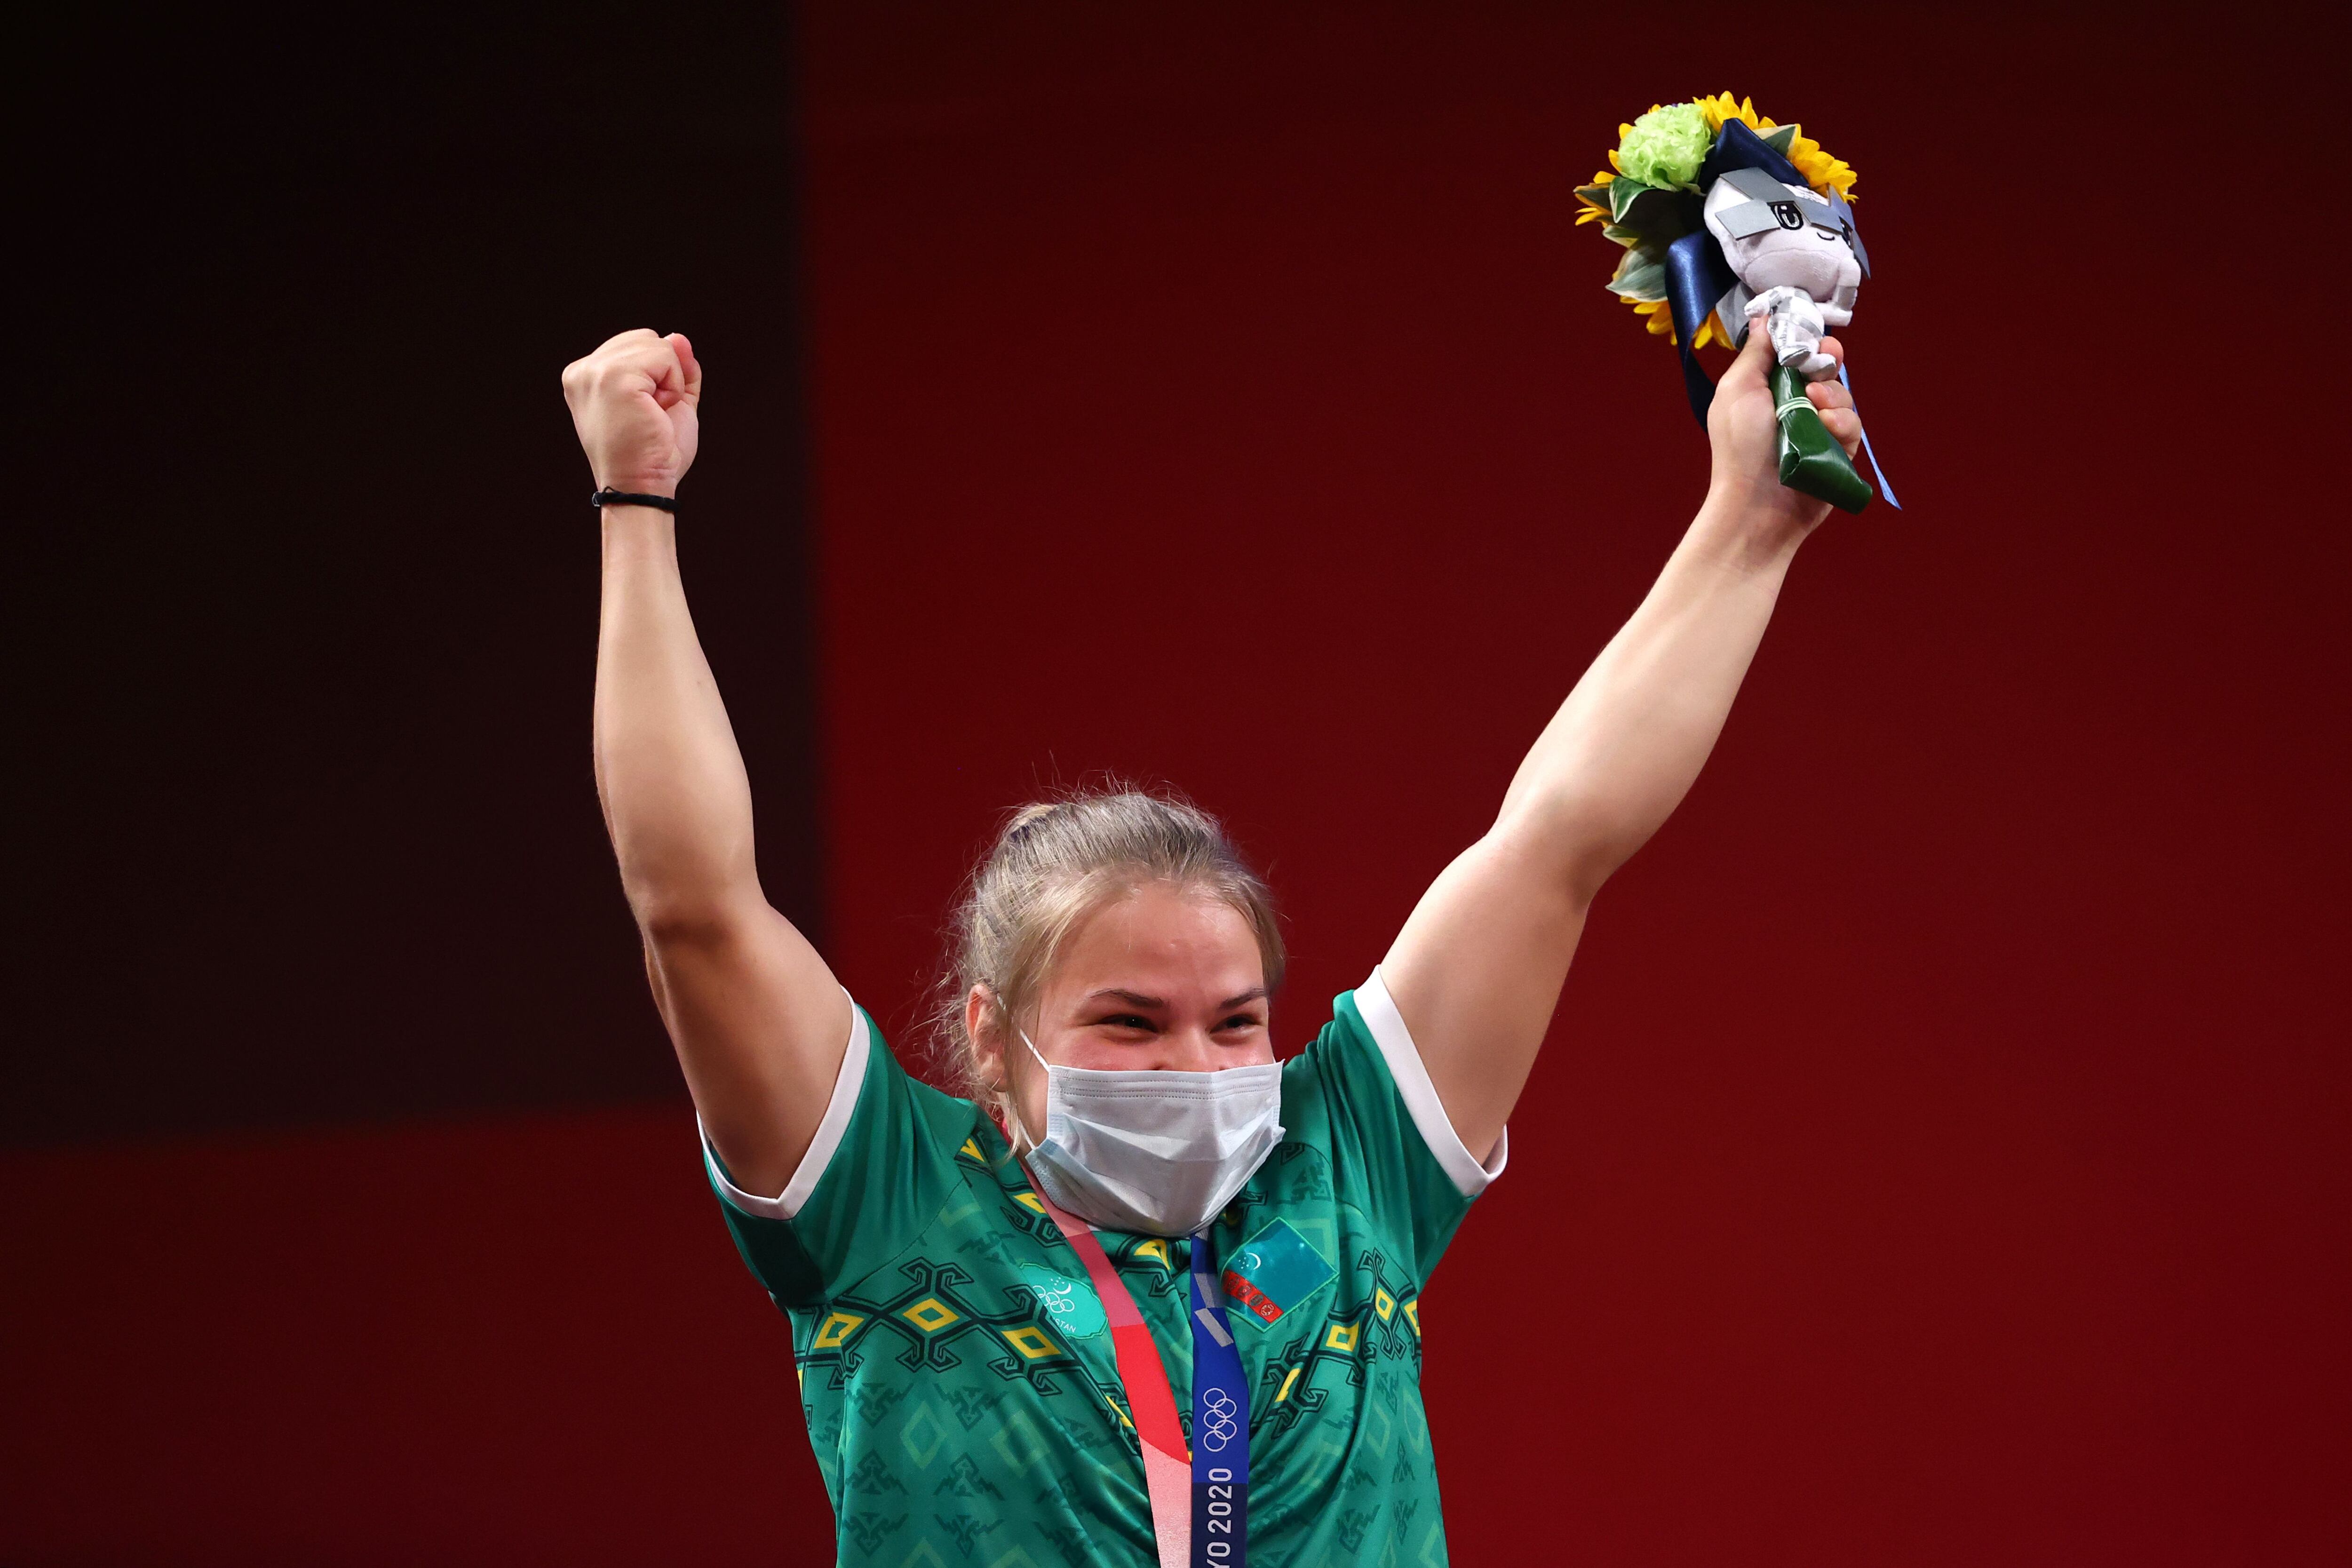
[1616,102,1712,191]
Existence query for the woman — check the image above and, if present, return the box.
[561,318,1863,1566]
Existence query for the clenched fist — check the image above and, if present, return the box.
[562,330,702,499]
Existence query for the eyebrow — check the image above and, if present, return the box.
[1084,987,1271,1011]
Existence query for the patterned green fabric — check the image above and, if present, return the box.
[708,989,1486,1567]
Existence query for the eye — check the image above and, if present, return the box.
[1217,1014,1264,1033]
[1098,1013,1156,1031]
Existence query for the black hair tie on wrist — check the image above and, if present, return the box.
[591,486,679,512]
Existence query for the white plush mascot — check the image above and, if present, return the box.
[1702,169,1861,380]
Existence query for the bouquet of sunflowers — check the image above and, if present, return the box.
[1577,93,1891,512]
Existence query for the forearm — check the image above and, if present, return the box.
[1499,496,1802,899]
[592,506,762,929]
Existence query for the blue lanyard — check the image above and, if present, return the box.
[1188,1231,1248,1565]
[1022,1168,1249,1568]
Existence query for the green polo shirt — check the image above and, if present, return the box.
[704,969,1504,1566]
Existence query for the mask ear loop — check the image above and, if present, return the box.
[1003,1029,1056,1153]
[989,990,1050,1154]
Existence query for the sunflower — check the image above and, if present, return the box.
[1573,169,1615,227]
[1630,297,1724,349]
[1691,91,1858,201]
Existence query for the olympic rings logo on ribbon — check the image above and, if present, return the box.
[1198,1388,1239,1452]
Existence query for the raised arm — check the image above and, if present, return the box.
[566,329,850,1198]
[1382,323,1867,1160]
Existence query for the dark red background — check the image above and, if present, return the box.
[7,5,2345,1564]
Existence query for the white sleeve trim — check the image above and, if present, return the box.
[699,995,869,1221]
[1356,966,1508,1197]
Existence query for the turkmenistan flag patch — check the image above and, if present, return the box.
[1219,1218,1337,1329]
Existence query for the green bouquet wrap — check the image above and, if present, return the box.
[1769,365,1872,514]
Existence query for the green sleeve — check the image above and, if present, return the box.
[1281,967,1507,1283]
[700,1003,980,1307]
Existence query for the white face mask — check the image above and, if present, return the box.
[1010,1029,1285,1237]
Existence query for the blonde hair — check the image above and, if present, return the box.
[930,784,1285,1103]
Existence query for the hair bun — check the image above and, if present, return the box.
[1001,802,1061,846]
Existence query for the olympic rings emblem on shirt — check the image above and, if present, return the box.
[1198,1388,1240,1451]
